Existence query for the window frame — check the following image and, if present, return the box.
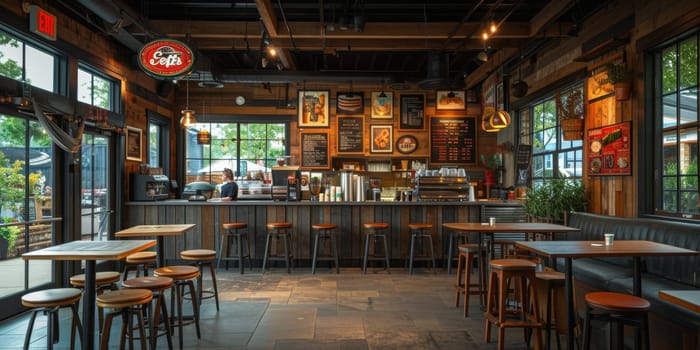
[76,63,120,113]
[0,27,60,93]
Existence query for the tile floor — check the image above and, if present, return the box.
[0,266,560,349]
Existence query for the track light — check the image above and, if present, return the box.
[477,51,489,63]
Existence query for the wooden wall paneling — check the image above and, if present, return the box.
[201,205,215,249]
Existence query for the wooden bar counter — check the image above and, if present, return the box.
[125,200,524,267]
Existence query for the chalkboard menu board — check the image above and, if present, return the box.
[430,116,477,164]
[337,116,364,153]
[301,132,329,169]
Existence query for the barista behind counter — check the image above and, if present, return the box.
[220,168,238,201]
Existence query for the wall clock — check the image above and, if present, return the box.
[396,135,418,154]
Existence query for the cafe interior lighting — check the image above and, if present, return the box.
[196,102,211,144]
[180,75,196,128]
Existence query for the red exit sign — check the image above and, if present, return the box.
[29,5,57,41]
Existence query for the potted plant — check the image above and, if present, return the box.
[523,178,587,224]
[605,62,633,101]
[556,88,584,140]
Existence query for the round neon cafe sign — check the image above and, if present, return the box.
[138,38,195,79]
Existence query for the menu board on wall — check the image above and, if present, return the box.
[429,116,477,164]
[337,116,364,153]
[587,121,631,176]
[301,132,329,169]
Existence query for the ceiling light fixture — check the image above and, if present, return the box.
[378,80,387,98]
[196,102,211,144]
[180,75,196,128]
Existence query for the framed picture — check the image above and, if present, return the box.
[436,90,465,110]
[370,125,393,153]
[298,90,329,127]
[587,121,631,176]
[300,132,330,169]
[370,91,393,119]
[336,92,364,114]
[399,94,425,129]
[126,126,142,161]
[396,135,418,154]
[588,69,614,101]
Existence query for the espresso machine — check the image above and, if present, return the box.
[271,165,300,201]
[131,174,170,201]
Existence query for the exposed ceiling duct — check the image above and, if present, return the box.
[418,52,464,90]
[75,0,145,52]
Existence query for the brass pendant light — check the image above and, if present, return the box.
[180,75,196,128]
[196,102,211,144]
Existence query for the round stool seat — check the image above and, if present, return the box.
[312,223,337,230]
[122,276,174,291]
[180,249,217,261]
[267,222,292,229]
[97,289,152,309]
[490,258,537,270]
[458,243,480,253]
[126,251,157,263]
[70,271,121,287]
[363,222,389,230]
[223,222,247,229]
[154,265,200,280]
[585,292,651,312]
[536,270,565,283]
[22,288,82,308]
[408,223,432,230]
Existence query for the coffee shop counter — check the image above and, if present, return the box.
[123,200,525,267]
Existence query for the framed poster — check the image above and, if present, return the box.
[337,116,364,153]
[298,90,329,127]
[396,135,418,154]
[400,94,425,129]
[371,91,393,119]
[126,126,142,161]
[370,125,393,153]
[429,116,477,164]
[436,90,465,110]
[336,92,364,114]
[300,132,329,169]
[587,121,631,176]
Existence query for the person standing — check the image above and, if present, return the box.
[220,168,238,201]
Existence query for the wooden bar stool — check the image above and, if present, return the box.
[121,251,157,281]
[407,223,436,274]
[180,249,220,311]
[122,276,174,350]
[154,265,201,350]
[484,258,544,350]
[262,222,294,274]
[311,223,339,274]
[21,288,83,350]
[96,288,152,350]
[534,270,566,350]
[218,222,251,274]
[70,271,121,293]
[454,243,486,317]
[362,222,390,274]
[582,291,650,350]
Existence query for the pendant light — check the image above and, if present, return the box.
[196,102,211,144]
[378,79,387,98]
[180,75,196,128]
[481,107,499,132]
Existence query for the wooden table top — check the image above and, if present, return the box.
[659,290,700,313]
[515,240,700,259]
[22,240,157,261]
[443,222,580,233]
[115,224,196,237]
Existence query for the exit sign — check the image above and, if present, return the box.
[29,5,56,41]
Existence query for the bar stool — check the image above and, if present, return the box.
[445,229,469,274]
[180,249,220,311]
[582,291,650,350]
[311,223,339,274]
[406,223,436,274]
[484,258,544,350]
[96,288,153,350]
[362,222,390,274]
[261,222,294,274]
[21,288,83,350]
[454,243,486,317]
[218,222,251,274]
[534,269,566,350]
[121,276,174,350]
[121,251,157,281]
[70,271,121,293]
[154,265,201,350]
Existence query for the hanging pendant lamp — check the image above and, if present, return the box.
[180,75,196,128]
[481,107,499,132]
[196,102,211,144]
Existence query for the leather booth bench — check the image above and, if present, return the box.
[563,212,700,330]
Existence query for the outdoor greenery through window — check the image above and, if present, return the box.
[185,121,287,188]
[656,33,699,215]
[0,29,57,92]
[77,65,117,111]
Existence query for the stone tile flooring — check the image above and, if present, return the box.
[0,267,549,349]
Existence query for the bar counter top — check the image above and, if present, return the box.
[126,199,524,206]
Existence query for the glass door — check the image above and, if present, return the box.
[81,133,111,241]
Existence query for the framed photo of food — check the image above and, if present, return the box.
[370,124,393,153]
[371,91,393,119]
[436,90,465,110]
[587,121,631,176]
[298,90,329,127]
[336,92,364,114]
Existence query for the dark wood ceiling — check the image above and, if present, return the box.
[56,0,610,87]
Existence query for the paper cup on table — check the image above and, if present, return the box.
[604,233,614,246]
[489,217,496,227]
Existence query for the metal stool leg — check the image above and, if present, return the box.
[312,231,320,274]
[362,233,371,273]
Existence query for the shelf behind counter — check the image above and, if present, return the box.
[124,199,525,267]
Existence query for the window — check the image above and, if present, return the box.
[77,65,119,112]
[0,29,58,92]
[185,120,287,186]
[147,111,170,170]
[654,33,699,216]
[520,84,584,187]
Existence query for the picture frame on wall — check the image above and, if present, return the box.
[370,91,393,119]
[126,126,142,161]
[370,124,393,153]
[435,90,466,110]
[336,92,364,114]
[399,94,425,129]
[298,90,329,127]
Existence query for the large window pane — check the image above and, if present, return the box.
[680,37,697,89]
[24,46,54,91]
[0,30,57,92]
[77,66,117,112]
[662,46,678,94]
